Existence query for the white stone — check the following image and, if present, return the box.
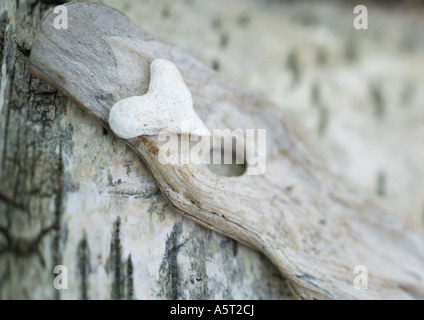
[108,58,211,139]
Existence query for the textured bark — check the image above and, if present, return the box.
[0,0,70,299]
[0,0,292,300]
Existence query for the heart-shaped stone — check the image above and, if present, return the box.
[108,59,211,139]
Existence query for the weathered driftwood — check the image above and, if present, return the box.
[29,2,424,299]
[1,0,291,300]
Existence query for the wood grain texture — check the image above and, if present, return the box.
[0,0,70,299]
[1,0,291,300]
[29,2,424,299]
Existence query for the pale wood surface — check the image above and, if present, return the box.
[1,0,290,300]
[28,2,424,299]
